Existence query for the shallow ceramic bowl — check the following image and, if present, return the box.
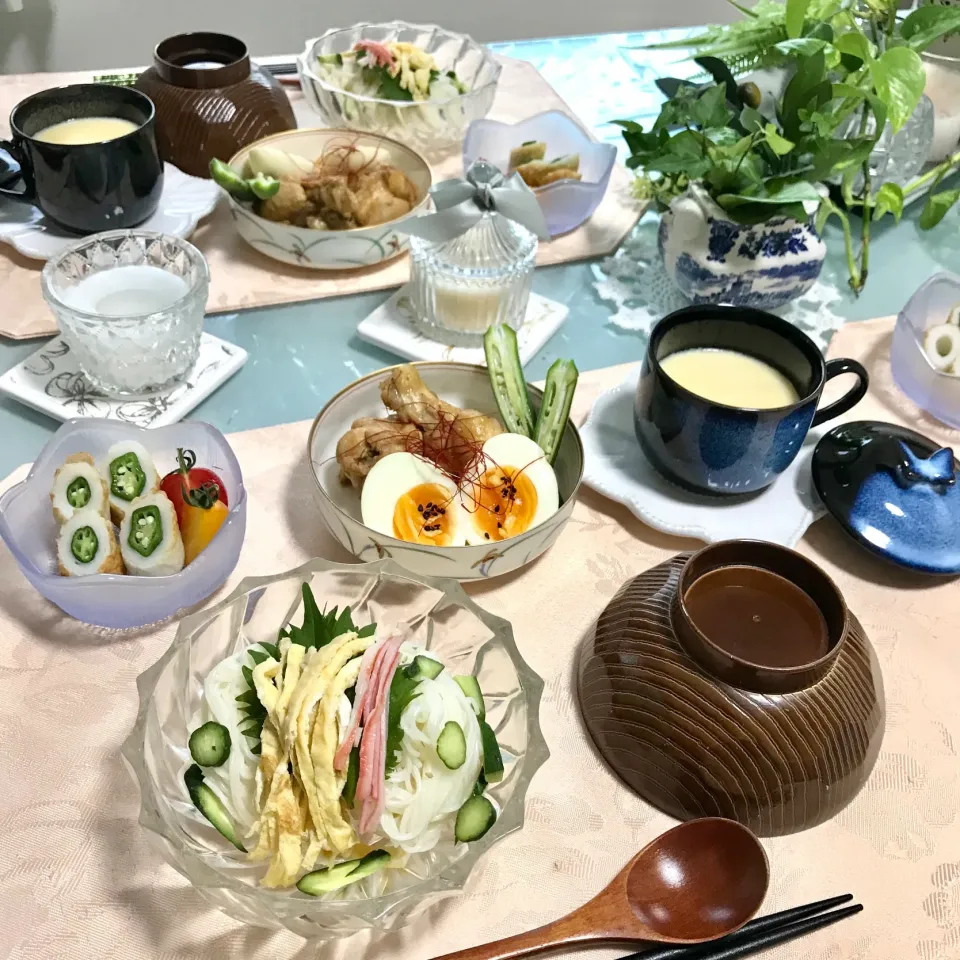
[891,272,960,429]
[297,21,501,154]
[308,361,584,580]
[224,128,432,270]
[463,111,617,236]
[121,557,549,937]
[0,419,245,628]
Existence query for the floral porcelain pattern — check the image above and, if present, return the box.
[0,356,957,959]
[0,334,247,427]
[658,184,827,309]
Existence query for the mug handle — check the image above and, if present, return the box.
[0,139,36,203]
[811,357,869,427]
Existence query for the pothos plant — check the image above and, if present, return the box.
[628,0,960,294]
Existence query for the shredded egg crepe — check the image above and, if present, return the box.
[195,632,487,891]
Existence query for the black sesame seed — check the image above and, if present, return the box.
[484,533,490,539]
[494,505,500,513]
[418,504,424,513]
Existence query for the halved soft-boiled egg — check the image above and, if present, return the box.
[361,452,466,547]
[459,433,559,545]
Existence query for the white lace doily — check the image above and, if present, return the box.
[592,220,846,349]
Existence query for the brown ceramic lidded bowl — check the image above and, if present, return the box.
[135,32,296,177]
[578,541,885,836]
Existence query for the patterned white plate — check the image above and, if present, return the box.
[0,333,247,427]
[0,164,220,261]
[357,286,569,366]
[580,375,828,547]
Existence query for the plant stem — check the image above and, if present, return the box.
[903,150,960,198]
[834,205,862,292]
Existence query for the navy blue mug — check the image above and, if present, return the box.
[634,305,869,495]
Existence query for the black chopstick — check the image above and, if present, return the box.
[264,61,299,76]
[621,895,859,960]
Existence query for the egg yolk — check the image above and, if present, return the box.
[393,483,457,546]
[470,466,538,541]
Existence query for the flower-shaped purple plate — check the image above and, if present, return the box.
[463,110,617,236]
[0,419,246,628]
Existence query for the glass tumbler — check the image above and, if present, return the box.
[409,210,537,347]
[41,230,209,396]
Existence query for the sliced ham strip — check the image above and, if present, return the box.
[356,636,404,835]
[333,641,381,772]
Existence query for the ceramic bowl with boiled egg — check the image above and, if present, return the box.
[307,361,584,580]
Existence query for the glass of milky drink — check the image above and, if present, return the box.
[634,304,871,495]
[41,231,209,396]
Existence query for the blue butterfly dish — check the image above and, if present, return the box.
[812,420,960,575]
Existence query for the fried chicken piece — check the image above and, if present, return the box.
[379,365,503,475]
[259,180,312,224]
[353,172,413,226]
[336,416,420,488]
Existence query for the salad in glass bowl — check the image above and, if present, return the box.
[122,558,547,937]
[297,22,501,154]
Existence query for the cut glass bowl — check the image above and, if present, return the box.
[297,21,501,154]
[121,557,548,938]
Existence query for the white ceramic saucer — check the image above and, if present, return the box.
[0,163,219,261]
[580,375,827,547]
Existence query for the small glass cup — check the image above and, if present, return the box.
[41,230,209,396]
[408,210,537,347]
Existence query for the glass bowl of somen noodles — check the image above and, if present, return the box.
[122,557,548,938]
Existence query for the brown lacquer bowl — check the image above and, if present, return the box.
[135,32,296,178]
[578,541,885,836]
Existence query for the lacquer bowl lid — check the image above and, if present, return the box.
[812,420,960,575]
[577,543,886,836]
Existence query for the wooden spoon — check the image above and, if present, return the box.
[431,818,769,960]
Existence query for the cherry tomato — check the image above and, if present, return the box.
[160,448,228,527]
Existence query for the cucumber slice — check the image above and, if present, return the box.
[437,721,467,770]
[209,158,253,200]
[454,675,485,721]
[454,795,496,843]
[342,746,360,807]
[473,771,488,796]
[484,324,535,438]
[404,655,444,681]
[297,850,390,895]
[184,764,245,851]
[189,721,231,767]
[479,720,504,783]
[249,173,280,200]
[534,358,579,465]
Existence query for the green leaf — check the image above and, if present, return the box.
[901,6,960,52]
[834,33,875,64]
[342,746,360,807]
[363,65,413,102]
[764,123,795,156]
[358,623,377,638]
[242,664,254,689]
[260,641,281,661]
[831,82,888,138]
[704,126,741,147]
[300,582,323,647]
[870,47,926,133]
[690,85,731,129]
[872,182,904,222]
[385,668,422,775]
[780,52,828,140]
[249,649,269,666]
[786,0,811,39]
[774,37,829,56]
[740,106,764,133]
[719,181,822,207]
[808,137,875,179]
[920,188,960,229]
[236,689,260,706]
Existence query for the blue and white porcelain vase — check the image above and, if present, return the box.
[658,183,826,310]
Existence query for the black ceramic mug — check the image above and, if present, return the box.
[634,305,869,495]
[0,84,164,234]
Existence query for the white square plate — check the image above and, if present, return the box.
[357,286,568,366]
[0,333,247,427]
